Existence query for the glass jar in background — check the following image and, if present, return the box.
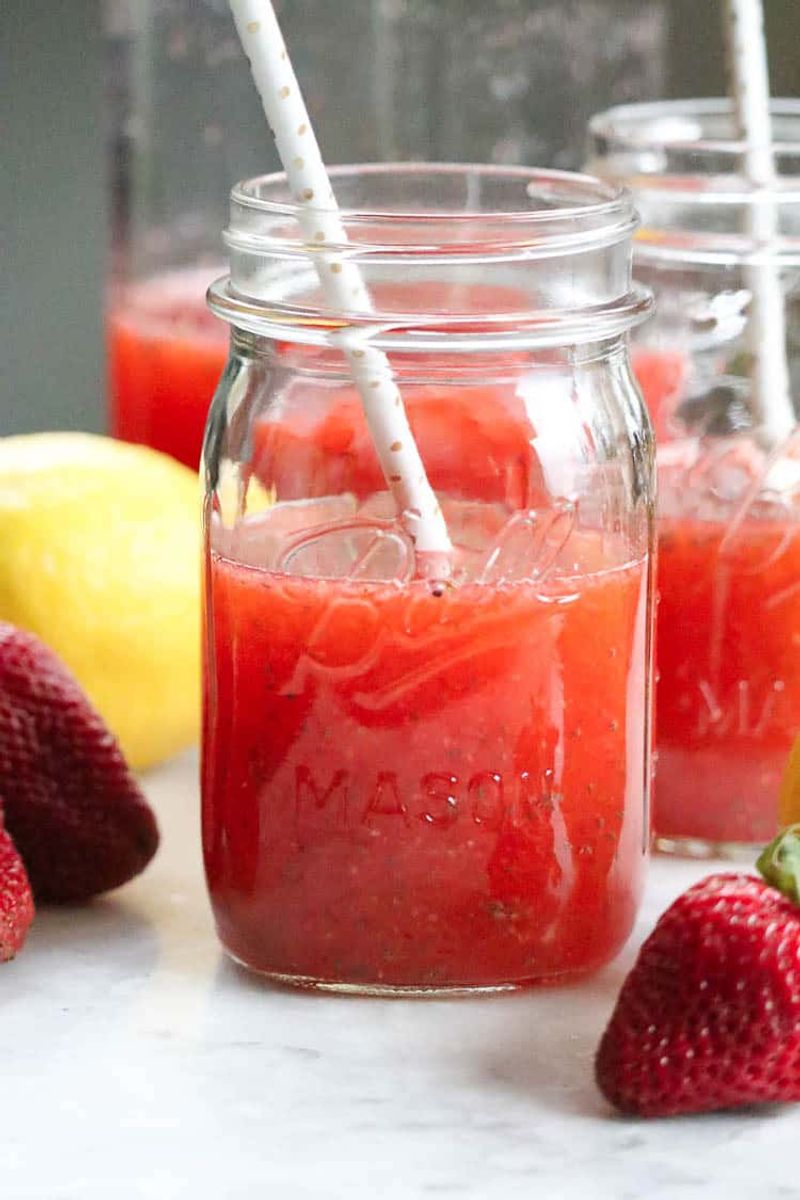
[201,164,654,993]
[104,0,669,469]
[587,98,800,856]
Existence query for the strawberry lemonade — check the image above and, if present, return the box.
[108,271,228,469]
[654,441,800,849]
[633,350,799,849]
[204,492,649,991]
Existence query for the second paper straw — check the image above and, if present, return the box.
[724,0,795,444]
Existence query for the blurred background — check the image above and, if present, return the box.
[4,0,799,436]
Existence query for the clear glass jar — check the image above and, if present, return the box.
[200,164,654,994]
[587,99,800,857]
[104,0,669,470]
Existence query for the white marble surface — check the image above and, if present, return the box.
[3,752,797,1200]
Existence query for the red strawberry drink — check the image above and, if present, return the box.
[108,269,229,469]
[632,349,799,850]
[654,439,800,850]
[628,346,799,853]
[201,165,654,991]
[205,494,649,989]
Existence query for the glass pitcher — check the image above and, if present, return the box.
[104,0,670,469]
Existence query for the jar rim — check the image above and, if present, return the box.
[587,99,800,266]
[588,97,800,165]
[207,276,653,351]
[587,98,800,211]
[214,163,650,351]
[230,162,635,239]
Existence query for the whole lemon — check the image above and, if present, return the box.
[0,433,200,771]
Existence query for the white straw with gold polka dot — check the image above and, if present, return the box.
[724,0,795,445]
[228,0,452,576]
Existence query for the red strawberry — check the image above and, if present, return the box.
[595,825,800,1117]
[0,622,159,903]
[0,822,35,961]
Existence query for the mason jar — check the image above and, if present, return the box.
[201,164,654,993]
[587,98,800,856]
[104,0,669,470]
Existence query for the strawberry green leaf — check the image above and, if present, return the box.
[757,824,800,906]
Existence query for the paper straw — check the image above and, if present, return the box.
[724,0,795,444]
[228,0,452,575]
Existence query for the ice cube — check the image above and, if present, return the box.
[658,437,763,522]
[278,518,415,583]
[444,498,512,555]
[764,429,800,506]
[478,502,575,585]
[211,494,358,570]
[658,430,800,575]
[356,491,397,521]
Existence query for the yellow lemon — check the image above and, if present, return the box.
[0,433,200,771]
[779,736,800,827]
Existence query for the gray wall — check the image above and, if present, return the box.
[3,0,798,437]
[5,0,105,436]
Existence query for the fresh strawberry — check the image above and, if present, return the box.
[595,825,800,1117]
[0,822,35,961]
[0,622,159,903]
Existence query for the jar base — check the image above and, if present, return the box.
[654,833,762,862]
[223,948,595,997]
